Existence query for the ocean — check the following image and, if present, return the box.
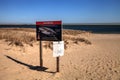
[0,25,120,33]
[63,25,120,33]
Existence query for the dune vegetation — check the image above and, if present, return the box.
[0,28,91,49]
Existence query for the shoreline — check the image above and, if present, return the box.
[0,27,120,34]
[0,25,120,34]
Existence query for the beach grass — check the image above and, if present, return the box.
[0,28,91,48]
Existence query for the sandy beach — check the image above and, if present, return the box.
[0,28,120,80]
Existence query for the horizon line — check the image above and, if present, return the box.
[0,22,120,25]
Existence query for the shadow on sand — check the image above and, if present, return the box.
[5,55,56,74]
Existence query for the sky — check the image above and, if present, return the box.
[0,0,120,24]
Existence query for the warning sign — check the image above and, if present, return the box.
[36,21,62,41]
[53,41,64,57]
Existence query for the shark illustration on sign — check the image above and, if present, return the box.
[39,27,56,35]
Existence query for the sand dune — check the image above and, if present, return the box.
[0,29,120,80]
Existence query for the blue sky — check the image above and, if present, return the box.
[0,0,120,24]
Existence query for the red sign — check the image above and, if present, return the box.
[36,21,61,25]
[36,21,62,41]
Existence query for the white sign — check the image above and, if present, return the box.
[53,41,64,57]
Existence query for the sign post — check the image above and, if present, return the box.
[53,41,64,72]
[36,21,63,72]
[39,40,43,67]
[57,57,59,72]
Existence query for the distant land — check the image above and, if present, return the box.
[0,23,120,26]
[63,23,120,25]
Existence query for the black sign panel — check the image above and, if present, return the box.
[36,21,62,41]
